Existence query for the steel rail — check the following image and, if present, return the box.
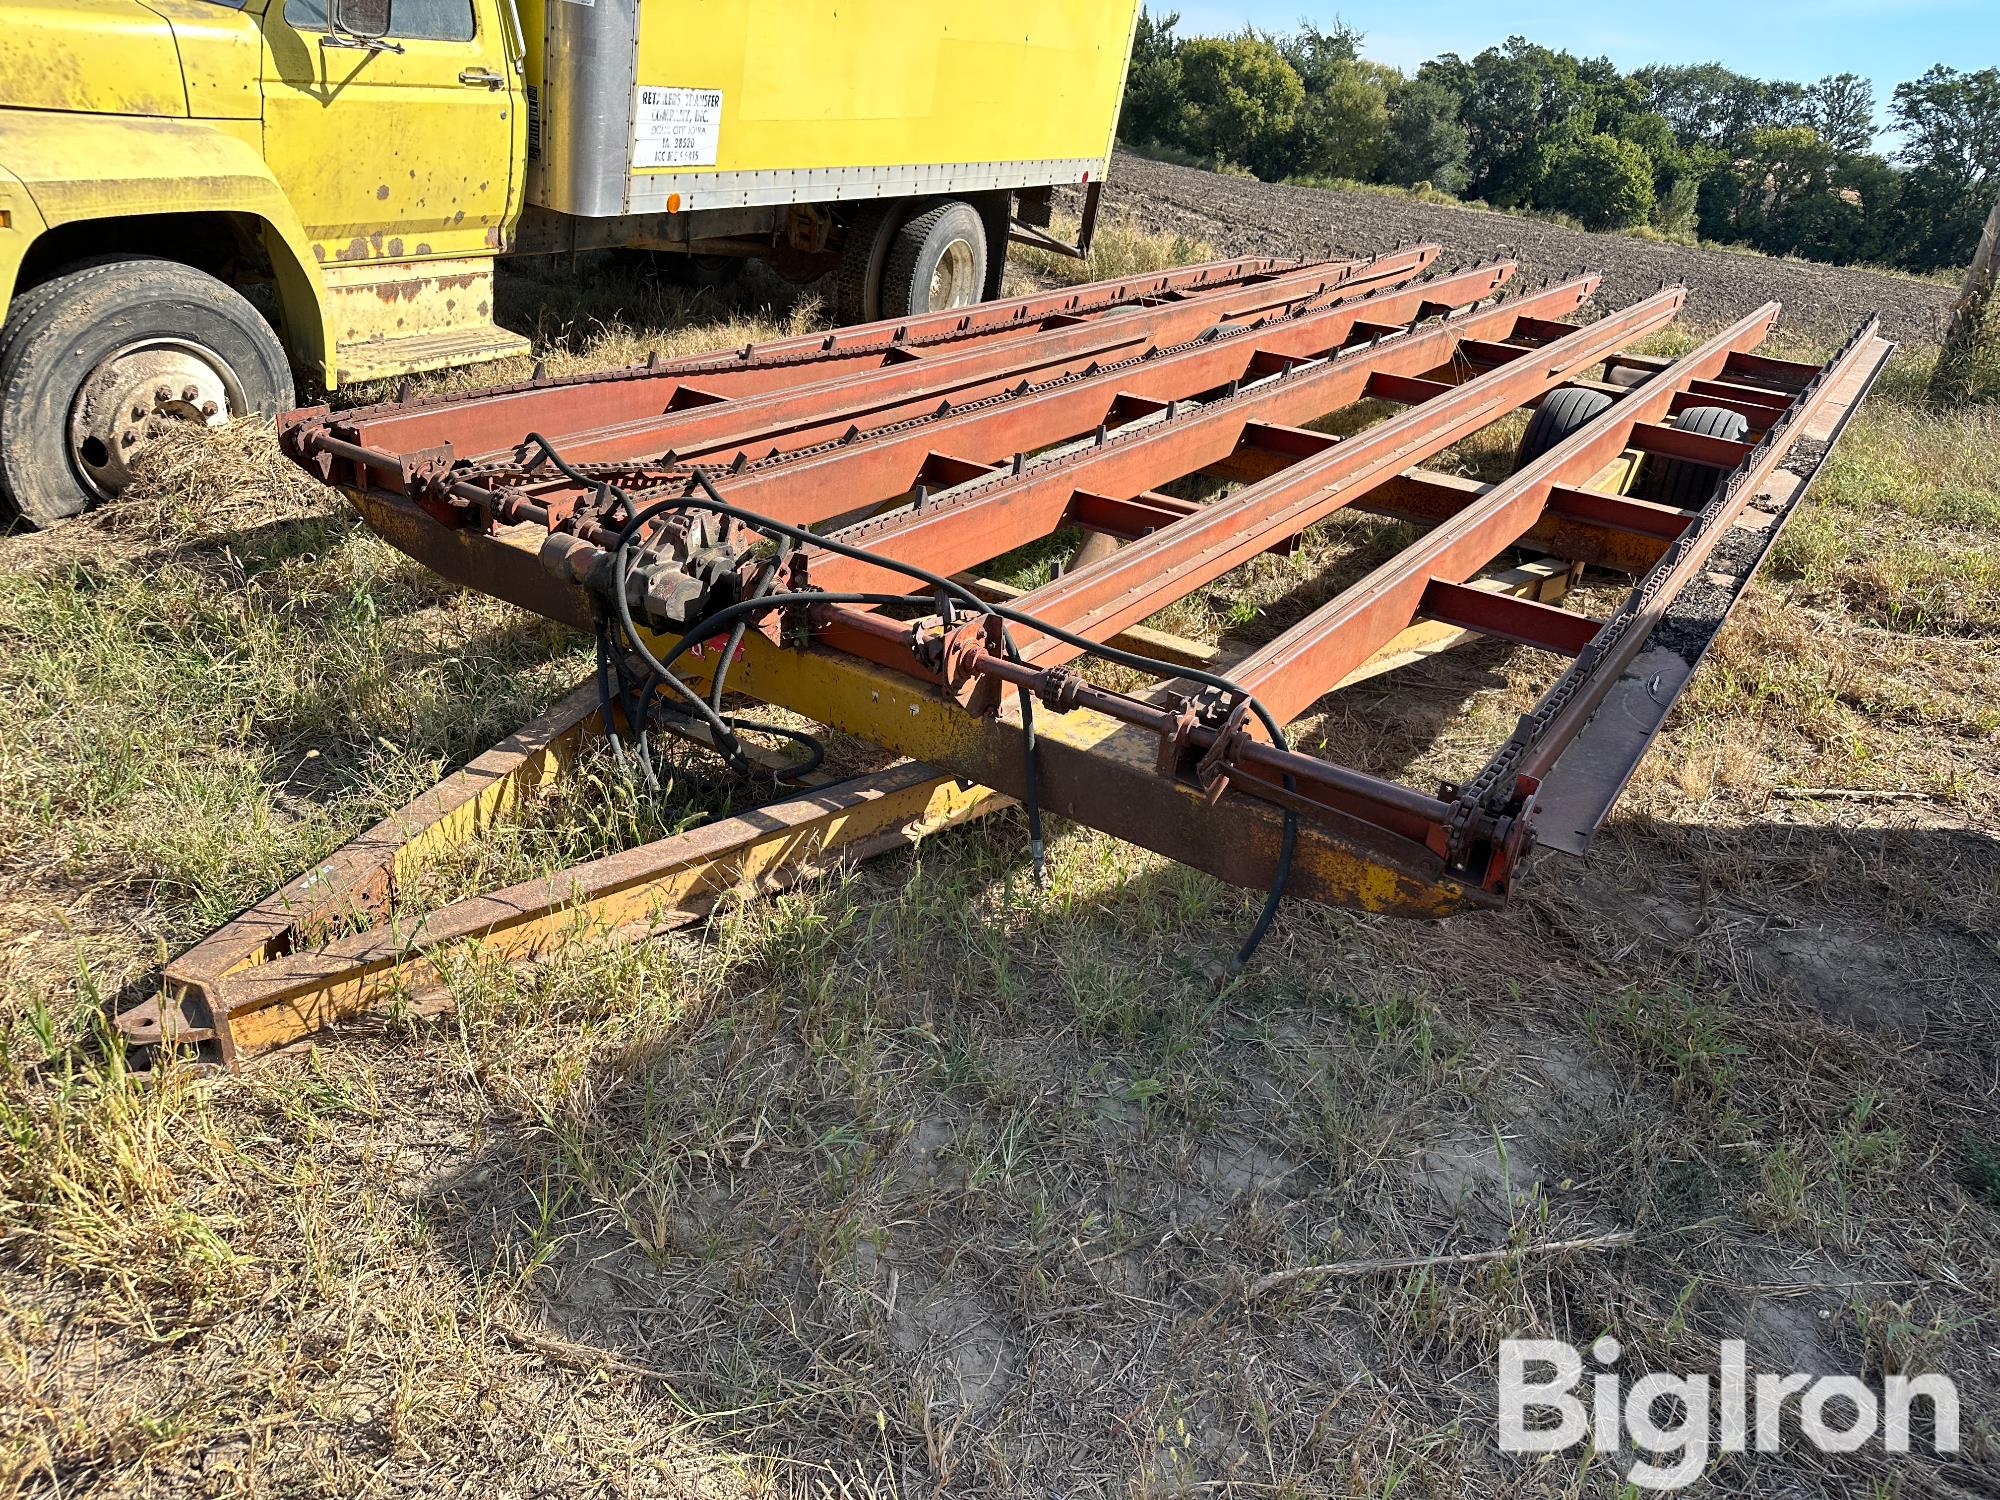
[1464,315,1886,810]
[795,275,1608,599]
[294,259,1506,542]
[304,251,1315,452]
[548,261,1521,529]
[1222,301,1779,724]
[1526,323,1892,851]
[962,285,1687,676]
[439,247,1440,472]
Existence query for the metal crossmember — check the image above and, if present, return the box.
[133,249,1894,1064]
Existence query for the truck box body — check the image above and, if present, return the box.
[522,0,1139,218]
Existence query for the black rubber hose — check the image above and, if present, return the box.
[608,534,750,765]
[592,613,636,778]
[999,621,1046,885]
[711,540,790,714]
[528,439,1295,964]
[642,582,1294,965]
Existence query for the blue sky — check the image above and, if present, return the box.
[1160,0,1994,142]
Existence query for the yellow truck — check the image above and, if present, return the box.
[0,0,1140,526]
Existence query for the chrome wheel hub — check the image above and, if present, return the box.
[68,341,241,498]
[927,236,980,311]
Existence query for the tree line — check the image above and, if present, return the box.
[1119,13,2000,275]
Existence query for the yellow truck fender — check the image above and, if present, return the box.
[0,160,50,320]
[0,113,335,384]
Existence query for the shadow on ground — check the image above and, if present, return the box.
[407,808,1998,1495]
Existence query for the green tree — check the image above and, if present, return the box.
[1889,66,2000,271]
[1119,9,1185,147]
[1175,33,1304,173]
[1633,62,1794,149]
[1653,172,1702,239]
[1709,126,1835,250]
[1422,39,1599,207]
[1543,133,1656,229]
[1805,73,1877,155]
[1379,74,1471,193]
[1276,22,1389,180]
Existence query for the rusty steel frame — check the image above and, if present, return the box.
[124,687,1011,1065]
[145,250,1894,1062]
[302,244,1437,485]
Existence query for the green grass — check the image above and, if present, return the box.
[1772,358,2000,635]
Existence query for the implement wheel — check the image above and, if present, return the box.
[0,257,293,527]
[1515,386,1615,468]
[879,200,989,320]
[1638,404,1750,509]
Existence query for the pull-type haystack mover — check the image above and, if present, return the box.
[121,249,1893,1066]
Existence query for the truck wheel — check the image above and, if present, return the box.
[879,200,988,319]
[0,257,294,527]
[832,202,900,324]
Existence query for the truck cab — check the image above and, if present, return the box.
[0,0,534,524]
[0,0,1134,526]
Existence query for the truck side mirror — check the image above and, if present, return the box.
[323,0,404,53]
[331,0,392,40]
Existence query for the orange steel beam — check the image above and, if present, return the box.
[315,250,1323,456]
[278,245,1884,928]
[975,286,1685,673]
[1224,302,1780,723]
[449,248,1442,470]
[801,274,1605,597]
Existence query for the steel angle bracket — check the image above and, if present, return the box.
[120,686,1006,1068]
[1528,328,1897,854]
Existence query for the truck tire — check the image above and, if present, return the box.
[1515,386,1615,469]
[0,257,293,527]
[879,200,988,319]
[1637,404,1751,510]
[832,202,900,324]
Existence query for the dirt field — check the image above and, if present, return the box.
[2,179,1997,1498]
[1106,152,1957,343]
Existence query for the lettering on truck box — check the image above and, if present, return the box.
[634,86,724,169]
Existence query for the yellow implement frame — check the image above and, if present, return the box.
[120,688,1005,1066]
[124,550,1586,1067]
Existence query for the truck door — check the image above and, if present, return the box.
[259,0,520,265]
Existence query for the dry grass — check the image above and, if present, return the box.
[1004,206,1219,289]
[2,241,1997,1498]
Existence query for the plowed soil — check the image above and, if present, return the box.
[1105,151,1954,343]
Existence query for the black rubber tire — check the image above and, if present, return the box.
[879,200,989,320]
[0,262,121,373]
[1637,404,1751,509]
[0,257,293,527]
[831,202,900,324]
[1515,385,1615,469]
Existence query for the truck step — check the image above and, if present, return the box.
[323,255,530,386]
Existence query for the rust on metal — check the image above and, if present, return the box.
[140,245,1894,1063]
